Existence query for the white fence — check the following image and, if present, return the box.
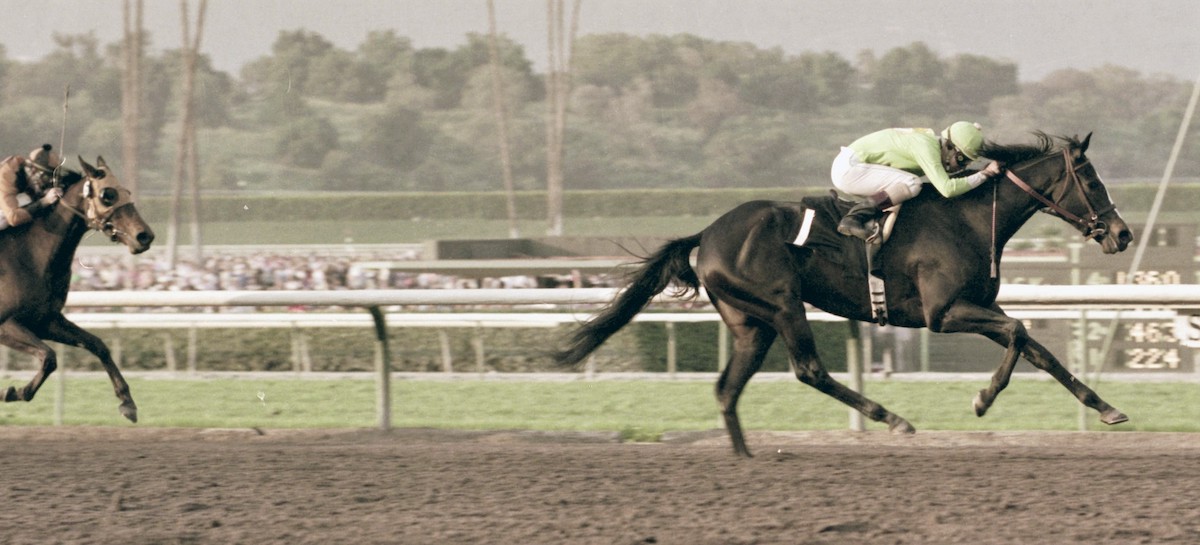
[62,285,1200,309]
[49,285,1200,429]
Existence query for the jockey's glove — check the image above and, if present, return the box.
[39,188,63,206]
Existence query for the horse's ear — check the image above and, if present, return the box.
[1079,132,1092,155]
[96,156,109,169]
[78,155,98,177]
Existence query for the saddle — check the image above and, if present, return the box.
[795,193,901,326]
[820,193,901,244]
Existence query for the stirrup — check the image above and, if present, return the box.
[863,220,883,245]
[839,218,882,243]
[838,217,881,242]
[864,240,887,325]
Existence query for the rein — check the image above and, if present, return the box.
[1003,148,1115,239]
[990,180,998,278]
[987,147,1114,278]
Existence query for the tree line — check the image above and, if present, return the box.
[0,29,1195,196]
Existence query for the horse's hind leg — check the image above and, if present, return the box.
[0,321,57,403]
[43,314,137,423]
[712,301,776,458]
[776,309,915,433]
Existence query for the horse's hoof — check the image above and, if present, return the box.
[973,391,989,417]
[120,401,138,423]
[1100,409,1128,425]
[889,419,916,434]
[3,386,19,402]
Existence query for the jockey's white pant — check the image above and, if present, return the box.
[830,147,924,203]
[0,193,32,230]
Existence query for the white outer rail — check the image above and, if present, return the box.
[55,285,1200,430]
[62,309,1175,329]
[63,284,1200,309]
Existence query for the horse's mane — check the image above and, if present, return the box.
[978,132,1080,165]
[56,169,83,188]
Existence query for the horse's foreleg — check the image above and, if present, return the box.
[973,331,1024,418]
[43,314,137,423]
[924,301,1028,417]
[1019,336,1127,425]
[0,321,56,403]
[972,322,1028,418]
[796,366,916,433]
[777,311,914,433]
[932,301,1126,425]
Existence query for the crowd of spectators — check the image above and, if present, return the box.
[70,249,612,292]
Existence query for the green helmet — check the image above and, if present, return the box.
[941,121,984,160]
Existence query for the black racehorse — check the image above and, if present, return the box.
[0,156,154,422]
[557,132,1134,457]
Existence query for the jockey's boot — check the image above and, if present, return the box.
[837,191,893,241]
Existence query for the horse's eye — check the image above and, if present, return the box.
[99,187,119,206]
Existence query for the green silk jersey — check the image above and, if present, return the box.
[847,127,976,197]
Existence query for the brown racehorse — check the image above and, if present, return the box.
[557,133,1134,457]
[0,156,154,422]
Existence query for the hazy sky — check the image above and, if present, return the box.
[4,0,1199,82]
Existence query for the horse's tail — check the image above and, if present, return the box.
[555,233,702,367]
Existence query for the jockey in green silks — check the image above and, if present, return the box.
[830,121,1004,241]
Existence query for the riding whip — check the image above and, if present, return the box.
[55,85,70,184]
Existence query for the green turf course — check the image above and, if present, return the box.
[4,376,1197,440]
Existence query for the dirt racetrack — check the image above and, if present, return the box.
[0,427,1196,545]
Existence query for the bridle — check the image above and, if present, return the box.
[56,175,137,244]
[984,146,1114,279]
[1003,148,1115,240]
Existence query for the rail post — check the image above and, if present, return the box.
[367,306,392,430]
[186,326,198,373]
[472,326,486,374]
[163,333,177,372]
[54,348,66,426]
[847,321,865,431]
[717,323,728,372]
[666,322,677,377]
[438,330,454,373]
[111,329,123,367]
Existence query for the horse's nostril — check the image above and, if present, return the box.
[137,231,155,246]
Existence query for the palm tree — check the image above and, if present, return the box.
[487,0,520,238]
[166,0,207,267]
[543,0,581,236]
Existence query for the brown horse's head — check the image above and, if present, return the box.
[984,132,1134,255]
[76,156,155,254]
[1050,134,1133,254]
